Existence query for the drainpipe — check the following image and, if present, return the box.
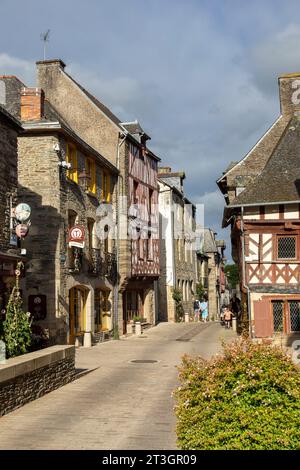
[113,131,127,338]
[240,206,252,338]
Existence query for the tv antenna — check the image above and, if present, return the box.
[40,30,50,60]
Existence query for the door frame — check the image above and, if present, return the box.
[69,286,87,344]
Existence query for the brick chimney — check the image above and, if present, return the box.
[278,73,300,116]
[20,87,44,121]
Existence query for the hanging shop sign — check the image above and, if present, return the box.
[15,224,29,239]
[68,225,85,248]
[14,203,31,223]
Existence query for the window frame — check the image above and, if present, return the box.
[276,235,297,261]
[85,157,96,194]
[66,143,78,183]
[102,170,111,202]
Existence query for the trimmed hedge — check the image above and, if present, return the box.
[175,339,300,450]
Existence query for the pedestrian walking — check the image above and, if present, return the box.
[224,307,232,329]
[200,298,208,322]
[193,299,200,322]
[220,304,226,326]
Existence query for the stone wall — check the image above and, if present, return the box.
[0,76,24,120]
[0,115,18,251]
[18,133,117,344]
[0,345,75,416]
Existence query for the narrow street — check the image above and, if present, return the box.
[0,323,235,450]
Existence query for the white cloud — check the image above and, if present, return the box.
[0,53,35,84]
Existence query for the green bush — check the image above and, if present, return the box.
[175,339,300,450]
[3,285,32,358]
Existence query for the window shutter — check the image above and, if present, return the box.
[253,299,273,337]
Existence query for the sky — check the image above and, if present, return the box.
[2,0,300,260]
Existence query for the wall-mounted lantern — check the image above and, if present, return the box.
[78,168,91,193]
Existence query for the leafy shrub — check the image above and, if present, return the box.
[172,288,184,322]
[3,286,32,358]
[175,339,300,450]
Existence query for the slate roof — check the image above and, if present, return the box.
[64,71,122,128]
[230,115,300,206]
[121,121,150,139]
[203,228,218,253]
[0,104,22,130]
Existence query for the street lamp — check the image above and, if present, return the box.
[78,168,91,193]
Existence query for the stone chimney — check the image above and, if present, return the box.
[36,59,66,91]
[278,73,300,116]
[21,87,44,121]
[0,76,25,119]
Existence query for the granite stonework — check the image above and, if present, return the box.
[0,345,75,416]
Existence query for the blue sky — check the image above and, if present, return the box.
[2,0,300,259]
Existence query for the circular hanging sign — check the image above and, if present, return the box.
[15,224,29,239]
[68,225,85,248]
[15,203,31,222]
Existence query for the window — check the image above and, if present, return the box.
[288,301,300,332]
[104,224,109,253]
[147,231,153,260]
[102,171,111,202]
[66,143,78,183]
[272,301,283,332]
[149,189,153,223]
[87,219,96,252]
[85,157,96,193]
[277,236,296,259]
[138,237,144,260]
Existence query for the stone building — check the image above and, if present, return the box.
[196,250,209,295]
[158,167,197,321]
[0,76,118,346]
[218,72,300,340]
[0,104,22,315]
[33,59,160,335]
[201,228,226,320]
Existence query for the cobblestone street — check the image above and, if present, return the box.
[0,323,235,450]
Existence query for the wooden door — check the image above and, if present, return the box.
[253,299,273,338]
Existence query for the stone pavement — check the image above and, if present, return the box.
[0,322,236,450]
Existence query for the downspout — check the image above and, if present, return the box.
[113,131,127,339]
[240,206,252,338]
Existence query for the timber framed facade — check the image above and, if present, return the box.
[218,71,300,342]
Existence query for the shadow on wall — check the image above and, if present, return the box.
[158,211,169,322]
[18,184,63,344]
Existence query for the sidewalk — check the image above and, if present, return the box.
[0,322,236,450]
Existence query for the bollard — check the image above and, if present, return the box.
[232,317,237,332]
[83,331,92,347]
[135,321,142,335]
[184,312,189,323]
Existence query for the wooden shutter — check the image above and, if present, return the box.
[253,299,273,338]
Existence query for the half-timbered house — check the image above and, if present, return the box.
[34,60,160,335]
[218,72,300,341]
